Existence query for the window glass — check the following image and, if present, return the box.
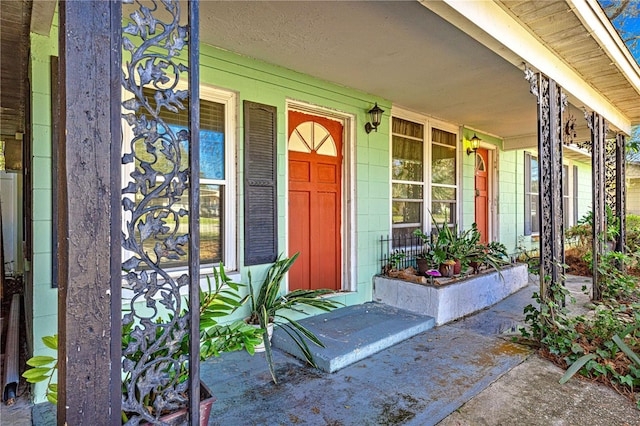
[528,155,540,234]
[392,136,423,181]
[392,183,423,200]
[129,89,228,266]
[431,201,456,226]
[531,194,539,234]
[431,127,457,227]
[393,117,423,139]
[432,128,456,147]
[476,153,486,171]
[391,118,424,243]
[431,144,456,185]
[390,118,458,241]
[392,201,422,225]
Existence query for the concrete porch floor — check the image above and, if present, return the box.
[201,275,639,425]
[18,275,640,425]
[201,282,535,426]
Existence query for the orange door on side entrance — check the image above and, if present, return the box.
[288,111,342,291]
[474,148,489,244]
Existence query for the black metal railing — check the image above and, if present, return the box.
[378,233,429,274]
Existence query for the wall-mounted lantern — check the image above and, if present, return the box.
[364,103,384,134]
[467,133,481,155]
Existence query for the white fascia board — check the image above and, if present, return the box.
[420,0,632,135]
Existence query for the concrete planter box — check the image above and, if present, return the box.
[373,263,528,325]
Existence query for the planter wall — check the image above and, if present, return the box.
[373,263,529,325]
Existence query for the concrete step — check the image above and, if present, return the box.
[272,302,435,373]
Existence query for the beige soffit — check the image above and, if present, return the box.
[497,0,640,127]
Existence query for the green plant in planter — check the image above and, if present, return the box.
[246,252,343,384]
[413,229,438,274]
[23,263,263,414]
[429,216,483,274]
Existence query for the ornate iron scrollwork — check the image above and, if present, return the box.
[586,111,606,300]
[585,112,627,297]
[120,0,198,424]
[564,114,577,146]
[616,133,626,254]
[525,66,566,298]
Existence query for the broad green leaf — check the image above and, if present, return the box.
[612,335,640,366]
[42,335,58,350]
[560,354,596,384]
[22,367,52,379]
[26,356,56,367]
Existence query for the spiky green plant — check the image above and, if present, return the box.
[246,252,342,384]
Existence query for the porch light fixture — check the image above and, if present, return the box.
[365,102,384,134]
[467,133,481,155]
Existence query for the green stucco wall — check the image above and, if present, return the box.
[459,129,593,256]
[29,17,598,405]
[197,44,390,310]
[29,20,59,403]
[28,29,390,394]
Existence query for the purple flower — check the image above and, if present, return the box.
[425,269,441,277]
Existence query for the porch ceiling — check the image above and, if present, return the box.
[0,0,31,167]
[199,1,537,140]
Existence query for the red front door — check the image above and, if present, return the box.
[288,111,342,291]
[474,148,489,244]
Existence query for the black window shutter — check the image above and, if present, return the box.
[524,151,532,236]
[243,101,278,265]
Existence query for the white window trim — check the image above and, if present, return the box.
[525,151,576,235]
[121,84,238,280]
[285,99,357,292]
[389,107,460,235]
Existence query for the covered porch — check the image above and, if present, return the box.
[1,0,640,423]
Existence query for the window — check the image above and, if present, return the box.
[431,128,457,227]
[123,86,236,271]
[391,117,424,241]
[391,114,458,242]
[524,152,539,235]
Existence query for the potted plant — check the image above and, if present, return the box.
[413,229,437,275]
[23,263,263,425]
[439,259,456,277]
[245,252,343,384]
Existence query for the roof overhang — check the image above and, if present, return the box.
[421,0,640,135]
[26,1,639,142]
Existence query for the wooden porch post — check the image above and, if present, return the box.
[615,133,626,254]
[57,1,121,423]
[525,67,566,301]
[587,112,606,301]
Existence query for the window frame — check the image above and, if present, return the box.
[390,109,460,240]
[121,84,237,275]
[524,152,540,236]
[429,123,459,230]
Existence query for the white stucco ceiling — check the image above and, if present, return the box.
[199,1,537,139]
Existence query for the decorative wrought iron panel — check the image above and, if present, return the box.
[616,133,626,254]
[120,0,200,424]
[605,137,617,209]
[525,67,566,299]
[586,111,606,301]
